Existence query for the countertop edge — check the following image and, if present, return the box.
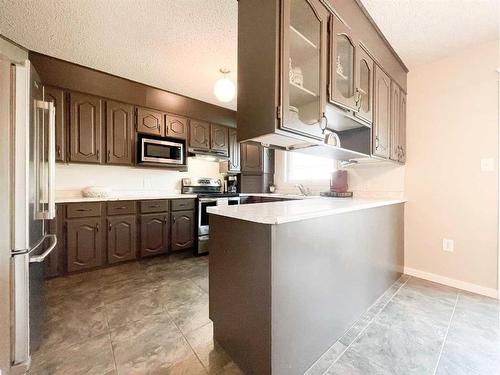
[207,199,407,225]
[55,194,197,203]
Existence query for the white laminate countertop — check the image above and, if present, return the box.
[55,191,197,203]
[207,197,406,225]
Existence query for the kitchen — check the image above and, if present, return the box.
[0,1,499,375]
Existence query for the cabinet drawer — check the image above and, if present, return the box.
[171,199,195,212]
[66,202,102,218]
[107,201,136,216]
[140,200,169,213]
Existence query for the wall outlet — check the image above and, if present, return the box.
[480,158,494,172]
[442,238,454,252]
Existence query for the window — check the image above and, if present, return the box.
[285,152,336,182]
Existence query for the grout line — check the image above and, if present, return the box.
[321,275,411,375]
[432,293,459,375]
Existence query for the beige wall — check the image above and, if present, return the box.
[405,40,499,290]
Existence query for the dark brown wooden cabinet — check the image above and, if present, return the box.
[330,14,357,112]
[107,215,137,264]
[372,65,391,159]
[399,92,407,163]
[228,128,240,172]
[171,210,195,252]
[354,46,374,125]
[189,120,210,151]
[106,101,133,165]
[389,82,401,162]
[44,204,64,278]
[66,217,103,272]
[69,92,103,163]
[136,107,165,136]
[210,124,229,155]
[140,213,169,257]
[166,114,188,139]
[44,86,66,162]
[280,0,329,140]
[241,143,274,175]
[241,143,263,174]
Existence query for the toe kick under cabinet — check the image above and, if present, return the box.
[45,199,196,278]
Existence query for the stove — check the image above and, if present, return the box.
[181,178,240,255]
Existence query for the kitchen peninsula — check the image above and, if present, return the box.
[208,198,405,375]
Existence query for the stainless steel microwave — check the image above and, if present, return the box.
[137,135,184,165]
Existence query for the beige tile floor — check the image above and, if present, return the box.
[29,253,243,375]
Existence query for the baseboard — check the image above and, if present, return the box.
[404,267,499,299]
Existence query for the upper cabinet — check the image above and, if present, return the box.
[106,101,133,165]
[372,65,391,159]
[43,86,66,162]
[330,15,357,111]
[354,46,374,124]
[390,87,406,163]
[165,114,188,139]
[136,107,165,136]
[69,92,103,164]
[237,0,407,163]
[281,0,329,140]
[210,124,229,155]
[228,128,240,172]
[189,120,211,151]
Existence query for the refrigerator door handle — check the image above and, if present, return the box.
[29,234,57,263]
[33,99,56,220]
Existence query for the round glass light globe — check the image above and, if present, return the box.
[213,78,235,102]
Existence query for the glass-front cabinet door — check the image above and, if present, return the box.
[354,45,374,124]
[330,15,357,111]
[281,0,329,139]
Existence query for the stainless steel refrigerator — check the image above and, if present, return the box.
[0,47,57,374]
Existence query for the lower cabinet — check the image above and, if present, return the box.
[140,213,169,257]
[66,217,103,273]
[107,215,137,264]
[171,210,195,251]
[47,199,196,278]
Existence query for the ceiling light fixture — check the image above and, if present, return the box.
[213,68,235,103]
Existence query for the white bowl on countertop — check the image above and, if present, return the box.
[81,186,113,198]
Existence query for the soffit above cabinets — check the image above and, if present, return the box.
[358,0,499,70]
[0,0,238,110]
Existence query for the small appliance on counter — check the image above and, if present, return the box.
[320,170,353,198]
[223,174,239,193]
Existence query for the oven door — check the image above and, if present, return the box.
[140,137,184,165]
[198,198,218,236]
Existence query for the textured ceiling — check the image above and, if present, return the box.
[0,0,238,109]
[1,1,498,110]
[359,0,499,69]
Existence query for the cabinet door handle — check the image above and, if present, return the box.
[76,208,91,212]
[115,206,126,210]
[109,222,112,231]
[173,216,176,224]
[375,136,380,150]
[320,113,328,134]
[57,145,61,157]
[107,149,111,161]
[97,150,100,160]
[150,204,160,208]
[96,223,100,232]
[164,216,168,224]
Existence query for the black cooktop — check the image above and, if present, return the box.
[194,192,240,198]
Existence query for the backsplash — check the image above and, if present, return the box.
[55,157,222,193]
[273,150,405,198]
